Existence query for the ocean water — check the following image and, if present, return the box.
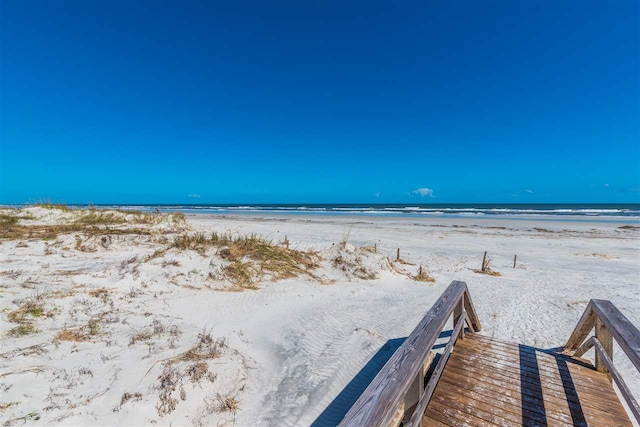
[90,203,640,220]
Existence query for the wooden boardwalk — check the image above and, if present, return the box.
[339,281,640,427]
[422,333,632,426]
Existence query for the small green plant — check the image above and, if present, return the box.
[8,324,39,337]
[7,299,47,323]
[88,320,100,336]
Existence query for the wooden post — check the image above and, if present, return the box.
[390,401,405,427]
[595,318,613,382]
[481,251,488,271]
[453,295,465,341]
[396,248,400,261]
[423,351,435,377]
[403,369,423,424]
[401,351,434,425]
[513,255,517,268]
[374,243,377,253]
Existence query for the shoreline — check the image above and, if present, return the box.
[185,212,640,229]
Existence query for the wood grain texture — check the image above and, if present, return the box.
[339,281,480,427]
[422,334,633,426]
[565,301,597,351]
[591,300,640,371]
[591,337,640,422]
[565,300,640,372]
[406,313,468,427]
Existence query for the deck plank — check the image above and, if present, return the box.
[423,333,632,426]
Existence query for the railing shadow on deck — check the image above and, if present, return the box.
[312,330,455,427]
[517,343,592,427]
[519,344,547,427]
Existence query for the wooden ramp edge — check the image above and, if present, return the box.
[422,333,632,427]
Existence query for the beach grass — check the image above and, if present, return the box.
[170,232,320,289]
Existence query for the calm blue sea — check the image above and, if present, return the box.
[78,203,640,220]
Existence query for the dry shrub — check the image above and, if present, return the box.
[55,320,100,342]
[172,233,209,252]
[533,227,553,233]
[120,392,143,406]
[154,332,226,416]
[212,393,239,414]
[75,211,126,226]
[619,225,640,230]
[55,328,86,342]
[0,402,19,412]
[0,214,19,229]
[0,222,153,241]
[156,365,180,416]
[186,361,208,383]
[130,320,165,345]
[173,232,319,289]
[474,268,502,276]
[223,262,258,290]
[171,212,186,223]
[35,201,71,211]
[331,244,379,280]
[332,255,377,280]
[176,333,226,363]
[88,288,110,301]
[413,265,435,283]
[474,252,502,276]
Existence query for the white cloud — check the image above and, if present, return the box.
[374,192,381,198]
[525,189,534,194]
[411,187,435,197]
[604,183,610,188]
[188,193,201,198]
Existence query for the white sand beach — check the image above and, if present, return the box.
[1,207,639,426]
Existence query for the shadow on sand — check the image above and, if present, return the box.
[311,330,454,426]
[311,337,405,427]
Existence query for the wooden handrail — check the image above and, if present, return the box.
[339,281,481,427]
[405,312,468,427]
[573,336,640,421]
[565,299,640,370]
[564,299,640,423]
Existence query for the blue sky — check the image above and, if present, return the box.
[1,0,638,204]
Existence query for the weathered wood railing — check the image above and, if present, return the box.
[564,299,640,422]
[339,281,481,427]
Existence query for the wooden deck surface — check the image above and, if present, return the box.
[422,333,632,427]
